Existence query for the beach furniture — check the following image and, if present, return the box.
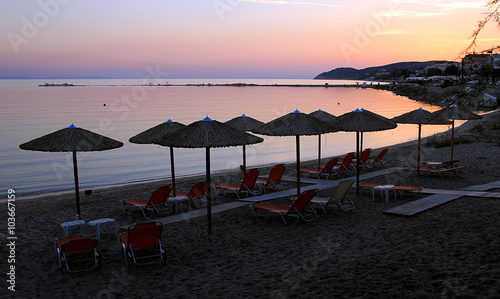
[87,218,119,242]
[365,148,388,168]
[351,148,372,169]
[359,183,422,197]
[54,235,99,273]
[172,181,208,208]
[119,221,165,267]
[332,152,355,176]
[418,165,468,178]
[61,219,88,237]
[311,179,354,213]
[256,164,288,192]
[121,185,173,219]
[216,168,261,198]
[299,157,339,179]
[251,189,318,225]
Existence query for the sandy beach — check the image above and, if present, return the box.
[4,109,500,298]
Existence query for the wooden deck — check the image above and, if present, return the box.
[384,180,500,216]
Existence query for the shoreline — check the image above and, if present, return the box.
[13,107,498,202]
[9,117,466,202]
[12,109,496,203]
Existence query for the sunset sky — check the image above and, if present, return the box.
[0,0,498,79]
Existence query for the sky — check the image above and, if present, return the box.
[0,0,498,79]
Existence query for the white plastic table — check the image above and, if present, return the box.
[168,196,190,213]
[87,218,118,241]
[61,220,87,236]
[373,185,396,203]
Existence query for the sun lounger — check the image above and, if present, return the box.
[311,179,354,213]
[299,157,338,179]
[120,221,165,267]
[365,148,388,168]
[216,168,261,198]
[173,181,207,207]
[419,165,468,178]
[121,185,173,219]
[54,235,99,273]
[251,189,318,224]
[332,152,355,176]
[351,148,371,169]
[256,164,288,192]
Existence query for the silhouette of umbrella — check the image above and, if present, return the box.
[154,116,263,234]
[392,108,451,176]
[332,109,397,195]
[252,109,337,197]
[19,124,123,219]
[129,119,186,196]
[225,114,264,174]
[309,109,337,170]
[429,104,482,160]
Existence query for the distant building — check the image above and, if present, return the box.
[462,53,493,75]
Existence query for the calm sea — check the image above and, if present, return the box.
[0,79,454,198]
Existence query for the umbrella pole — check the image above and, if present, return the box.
[317,134,321,170]
[356,132,360,195]
[206,147,212,235]
[360,132,363,152]
[243,145,247,176]
[417,124,422,176]
[451,120,455,160]
[170,147,176,196]
[296,135,301,198]
[72,151,81,220]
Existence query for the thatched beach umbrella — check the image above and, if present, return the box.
[332,109,397,195]
[392,108,451,176]
[225,114,264,174]
[252,109,337,198]
[129,119,186,196]
[309,109,337,169]
[430,104,482,160]
[19,124,123,219]
[154,116,263,234]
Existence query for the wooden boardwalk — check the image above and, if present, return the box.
[384,180,500,216]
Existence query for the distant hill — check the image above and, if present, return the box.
[315,61,440,80]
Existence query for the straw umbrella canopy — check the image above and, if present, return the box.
[252,109,337,198]
[309,109,337,169]
[392,108,451,176]
[129,119,186,196]
[331,109,397,195]
[225,114,265,174]
[429,104,482,160]
[154,116,263,234]
[19,124,123,219]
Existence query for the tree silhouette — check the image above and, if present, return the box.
[463,1,500,55]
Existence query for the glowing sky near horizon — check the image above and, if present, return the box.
[0,0,498,79]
